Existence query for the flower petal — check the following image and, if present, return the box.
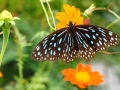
[78,83,87,89]
[64,4,73,19]
[55,4,83,29]
[71,9,80,21]
[62,63,104,89]
[90,71,104,85]
[71,9,83,25]
[76,17,83,25]
[85,65,91,72]
[71,6,76,15]
[56,21,68,29]
[76,63,84,71]
[56,12,69,21]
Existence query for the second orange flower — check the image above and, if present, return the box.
[62,63,104,89]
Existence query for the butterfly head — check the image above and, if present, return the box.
[68,21,77,27]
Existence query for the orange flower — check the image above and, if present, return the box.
[0,71,3,77]
[55,4,83,29]
[62,63,104,89]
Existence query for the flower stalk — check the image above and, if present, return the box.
[0,24,10,66]
[83,4,96,17]
[39,0,55,30]
[0,10,20,66]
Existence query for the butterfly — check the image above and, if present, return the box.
[31,21,120,63]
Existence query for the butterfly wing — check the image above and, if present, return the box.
[75,25,119,60]
[31,24,119,63]
[60,31,79,63]
[31,27,78,63]
[31,28,67,61]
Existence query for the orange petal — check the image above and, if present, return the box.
[72,9,80,21]
[90,71,104,85]
[73,11,83,24]
[56,21,68,29]
[55,12,69,21]
[76,63,84,71]
[69,78,78,84]
[62,68,77,83]
[62,68,76,76]
[76,17,83,25]
[71,6,77,15]
[62,63,104,89]
[78,83,87,89]
[64,4,73,19]
[84,65,91,72]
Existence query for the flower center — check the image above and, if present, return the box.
[0,10,13,20]
[75,71,90,83]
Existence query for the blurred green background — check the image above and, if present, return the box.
[0,0,120,90]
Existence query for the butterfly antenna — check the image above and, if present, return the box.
[118,36,120,38]
[99,51,120,54]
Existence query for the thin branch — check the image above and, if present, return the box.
[39,0,55,30]
[93,7,120,19]
[93,0,120,19]
[46,0,56,30]
[91,0,120,28]
[0,32,3,35]
[107,0,116,9]
[107,9,120,19]
[99,51,120,54]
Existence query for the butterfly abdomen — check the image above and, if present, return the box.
[68,21,79,50]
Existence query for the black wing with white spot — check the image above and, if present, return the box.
[31,27,79,63]
[31,22,119,63]
[74,25,119,60]
[31,28,67,62]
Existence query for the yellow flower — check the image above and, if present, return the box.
[55,4,83,29]
[84,4,95,16]
[0,10,20,26]
[62,63,104,89]
[0,10,13,21]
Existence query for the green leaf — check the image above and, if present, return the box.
[0,21,4,26]
[10,21,15,25]
[13,17,20,20]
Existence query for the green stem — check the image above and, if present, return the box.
[39,0,55,30]
[61,0,68,11]
[16,48,23,90]
[17,41,23,90]
[0,27,10,66]
[28,62,48,90]
[46,62,54,76]
[13,26,23,90]
[46,0,56,29]
[106,18,120,29]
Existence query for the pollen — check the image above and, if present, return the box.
[75,71,90,83]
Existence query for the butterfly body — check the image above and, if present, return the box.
[68,21,79,50]
[31,21,119,63]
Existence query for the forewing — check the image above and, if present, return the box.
[31,28,68,61]
[75,25,119,60]
[60,32,78,63]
